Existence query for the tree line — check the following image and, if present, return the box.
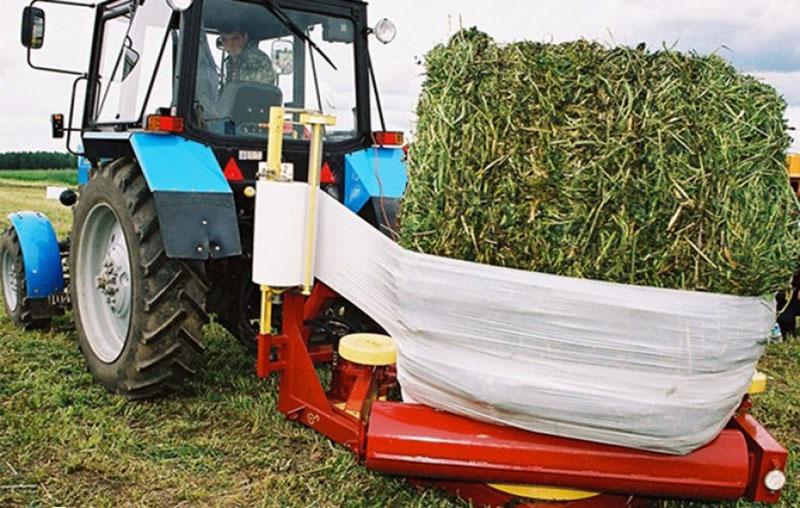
[0,151,77,170]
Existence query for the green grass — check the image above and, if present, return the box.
[0,169,78,186]
[0,171,798,506]
[0,317,460,507]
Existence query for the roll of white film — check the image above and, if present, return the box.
[252,180,308,287]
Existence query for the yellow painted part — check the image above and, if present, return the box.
[788,154,800,179]
[301,113,337,295]
[266,106,285,179]
[489,484,600,501]
[333,401,360,418]
[338,334,397,366]
[259,285,272,335]
[749,371,767,395]
[299,112,337,126]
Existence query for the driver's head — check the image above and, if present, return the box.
[220,26,249,56]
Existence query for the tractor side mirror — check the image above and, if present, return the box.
[21,6,45,49]
[120,38,140,81]
[271,39,293,75]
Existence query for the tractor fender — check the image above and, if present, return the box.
[8,211,65,298]
[343,147,407,213]
[128,132,242,260]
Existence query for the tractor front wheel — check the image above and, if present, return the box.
[0,227,50,329]
[70,158,208,398]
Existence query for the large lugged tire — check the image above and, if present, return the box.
[0,227,50,329]
[70,158,209,398]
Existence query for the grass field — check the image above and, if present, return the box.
[0,169,78,186]
[0,173,798,507]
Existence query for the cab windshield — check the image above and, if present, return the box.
[194,0,357,142]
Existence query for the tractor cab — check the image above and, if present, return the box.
[76,0,395,185]
[193,0,359,143]
[21,0,401,196]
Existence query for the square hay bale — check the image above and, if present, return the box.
[401,29,800,296]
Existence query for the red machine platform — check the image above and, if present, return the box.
[255,286,788,507]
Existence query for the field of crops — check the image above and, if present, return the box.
[0,173,798,507]
[0,169,78,186]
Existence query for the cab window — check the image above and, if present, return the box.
[193,0,357,141]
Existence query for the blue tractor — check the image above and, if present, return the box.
[3,0,406,398]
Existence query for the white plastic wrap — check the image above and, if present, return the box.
[252,180,309,287]
[312,191,774,455]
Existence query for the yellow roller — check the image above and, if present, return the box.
[338,334,397,366]
[489,483,599,501]
[748,371,767,395]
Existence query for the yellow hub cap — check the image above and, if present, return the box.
[338,334,397,366]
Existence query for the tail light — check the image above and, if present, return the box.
[373,131,404,147]
[146,115,184,133]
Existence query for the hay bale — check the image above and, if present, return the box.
[401,29,800,296]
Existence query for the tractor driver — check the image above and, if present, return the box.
[220,25,277,86]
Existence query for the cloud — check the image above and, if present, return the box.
[786,106,800,153]
[752,72,800,105]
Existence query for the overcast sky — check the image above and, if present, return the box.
[2,0,800,152]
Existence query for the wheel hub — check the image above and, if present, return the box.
[95,241,131,317]
[77,203,132,363]
[2,248,19,312]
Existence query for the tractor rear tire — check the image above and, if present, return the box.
[0,227,50,329]
[70,158,209,398]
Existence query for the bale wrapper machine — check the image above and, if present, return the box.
[3,0,790,505]
[246,107,788,508]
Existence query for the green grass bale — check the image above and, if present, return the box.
[401,29,800,296]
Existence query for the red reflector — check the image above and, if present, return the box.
[223,157,244,182]
[320,161,335,184]
[146,115,184,133]
[373,131,404,146]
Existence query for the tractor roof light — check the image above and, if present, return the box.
[373,18,396,44]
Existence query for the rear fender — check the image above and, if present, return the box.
[128,133,242,260]
[344,147,407,213]
[8,211,65,298]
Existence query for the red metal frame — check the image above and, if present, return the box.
[257,286,363,452]
[731,411,788,504]
[366,402,749,500]
[255,284,788,506]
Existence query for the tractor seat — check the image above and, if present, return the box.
[217,81,283,135]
